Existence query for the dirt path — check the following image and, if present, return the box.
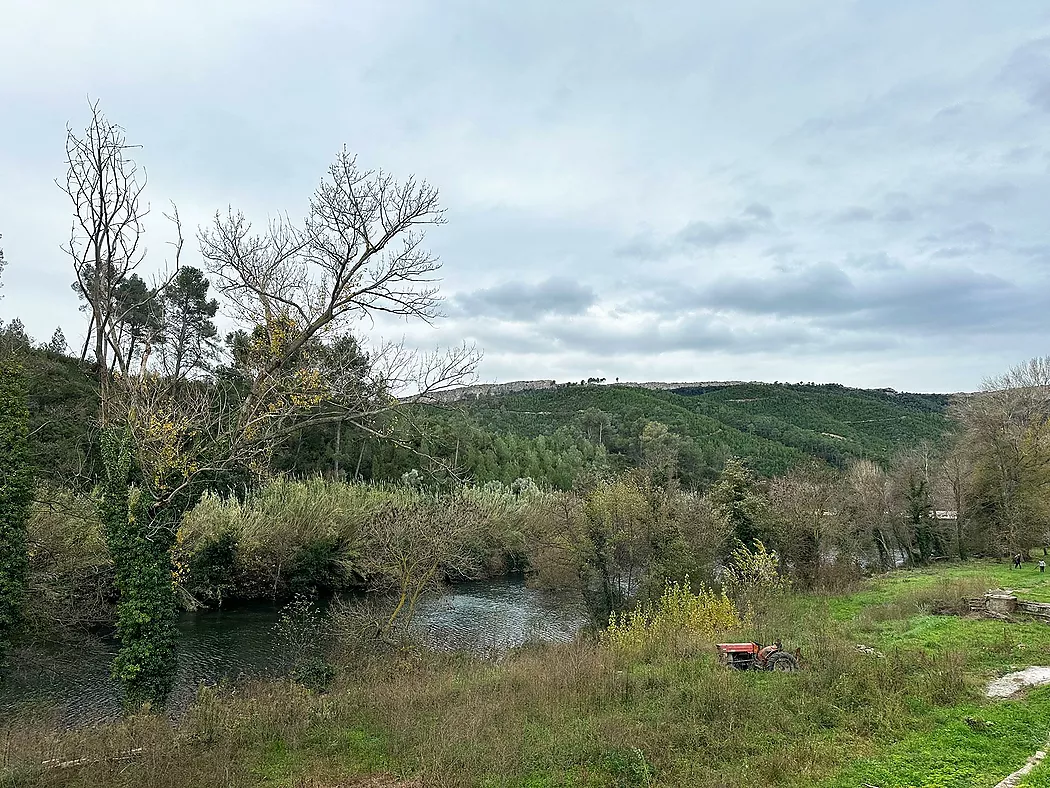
[986,668,1050,786]
[986,666,1050,698]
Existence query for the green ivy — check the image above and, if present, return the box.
[0,354,32,665]
[99,428,179,707]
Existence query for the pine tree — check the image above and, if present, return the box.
[161,267,219,378]
[46,326,68,355]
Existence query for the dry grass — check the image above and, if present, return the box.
[856,575,998,624]
[0,617,987,788]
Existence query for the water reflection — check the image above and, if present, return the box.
[1,579,587,726]
[409,580,588,652]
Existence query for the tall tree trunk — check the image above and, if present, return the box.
[334,419,342,480]
[354,443,365,482]
[99,429,180,708]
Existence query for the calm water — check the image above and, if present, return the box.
[0,580,587,726]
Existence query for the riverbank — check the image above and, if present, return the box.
[7,560,1050,787]
[1,580,589,727]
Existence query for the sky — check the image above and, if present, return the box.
[2,1,1050,393]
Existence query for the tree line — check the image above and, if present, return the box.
[0,101,477,705]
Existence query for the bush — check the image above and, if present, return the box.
[24,484,113,630]
[0,353,32,660]
[177,477,392,600]
[721,540,789,625]
[273,594,335,692]
[603,579,740,657]
[184,530,238,606]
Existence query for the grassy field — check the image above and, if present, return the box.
[5,559,1050,788]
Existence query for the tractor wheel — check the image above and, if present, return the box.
[766,652,799,672]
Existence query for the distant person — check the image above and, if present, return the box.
[1014,553,1023,569]
[1040,560,1046,574]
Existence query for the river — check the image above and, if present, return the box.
[0,579,589,726]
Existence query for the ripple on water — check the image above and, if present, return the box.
[0,579,588,726]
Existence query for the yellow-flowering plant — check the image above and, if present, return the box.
[603,578,740,659]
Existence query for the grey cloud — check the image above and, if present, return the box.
[882,206,914,222]
[844,252,903,271]
[695,262,854,318]
[657,262,1044,338]
[1004,146,1038,163]
[954,182,1019,205]
[1002,37,1050,111]
[929,247,973,260]
[763,243,796,258]
[471,310,896,359]
[678,219,757,247]
[617,206,774,259]
[743,202,774,221]
[831,206,875,223]
[451,277,596,321]
[1019,244,1050,262]
[933,103,971,120]
[920,221,997,257]
[936,221,997,240]
[5,1,1050,392]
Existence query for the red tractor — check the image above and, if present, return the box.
[716,641,800,672]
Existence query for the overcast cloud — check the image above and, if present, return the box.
[2,1,1050,392]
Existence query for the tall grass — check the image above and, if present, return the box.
[856,575,998,624]
[2,584,994,788]
[23,485,112,631]
[177,477,545,605]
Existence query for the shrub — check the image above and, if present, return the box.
[603,579,740,656]
[721,540,789,624]
[184,530,238,606]
[273,593,335,691]
[24,484,113,629]
[0,353,32,661]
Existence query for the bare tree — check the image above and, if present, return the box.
[60,101,182,414]
[767,464,838,586]
[188,147,479,481]
[938,440,973,560]
[839,459,895,570]
[952,357,1050,557]
[358,494,485,638]
[72,137,478,706]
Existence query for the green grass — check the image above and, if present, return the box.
[7,560,1050,788]
[823,690,1050,788]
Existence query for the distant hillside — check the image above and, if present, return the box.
[419,378,750,402]
[460,382,953,478]
[12,338,956,489]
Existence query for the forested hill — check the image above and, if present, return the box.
[461,382,953,480]
[12,328,954,490]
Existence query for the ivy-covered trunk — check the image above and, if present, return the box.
[0,354,32,665]
[99,430,179,707]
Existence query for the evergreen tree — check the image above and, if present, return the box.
[0,318,31,348]
[709,456,768,547]
[46,326,68,355]
[161,267,218,378]
[114,273,164,368]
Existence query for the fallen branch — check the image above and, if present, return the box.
[41,747,144,770]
